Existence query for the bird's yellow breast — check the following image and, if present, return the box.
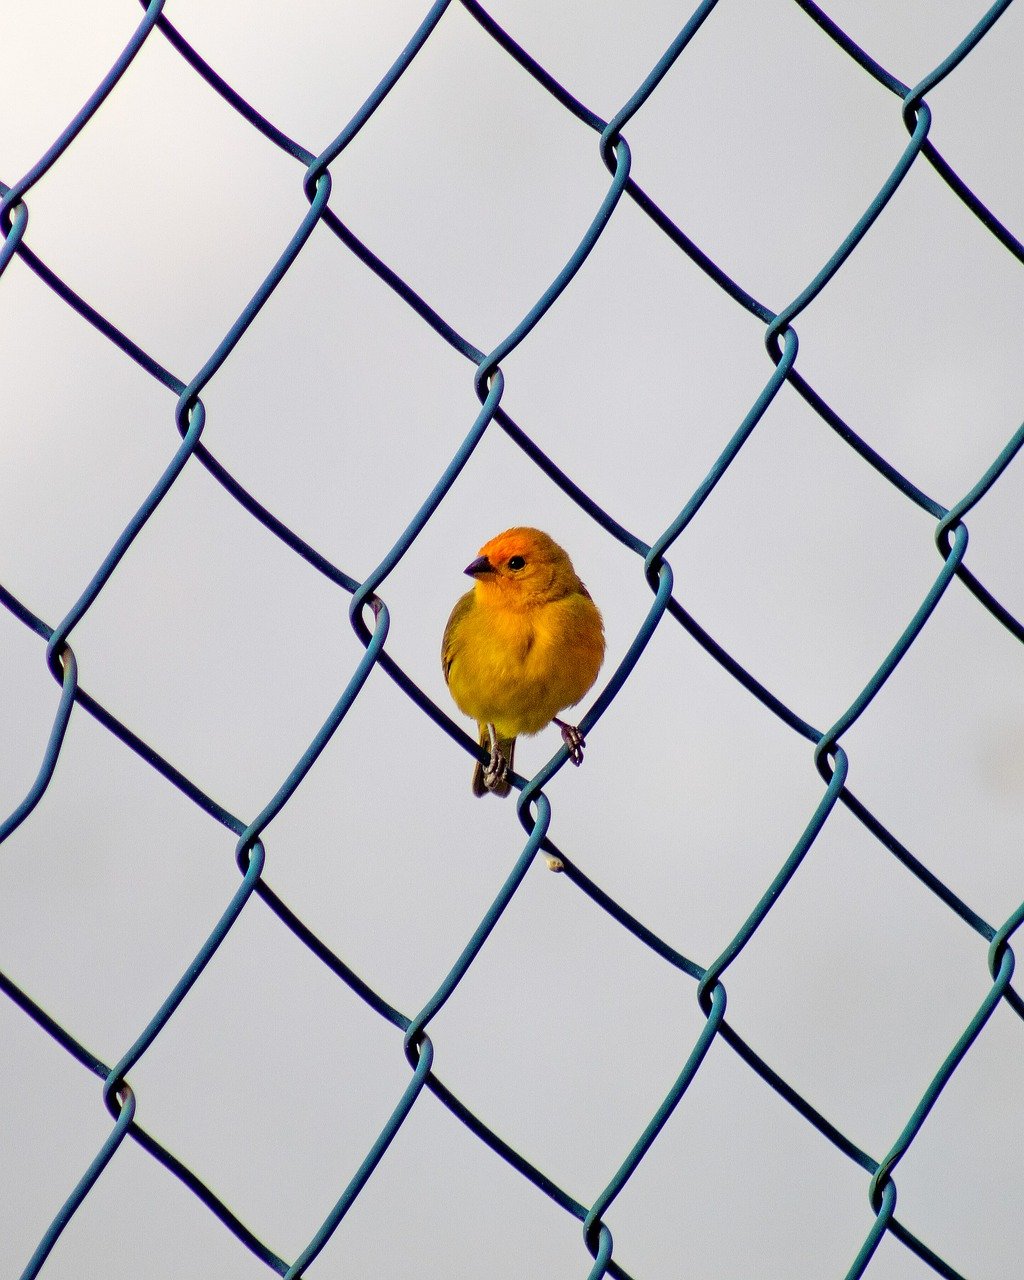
[444,588,604,738]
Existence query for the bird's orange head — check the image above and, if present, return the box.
[464,527,583,605]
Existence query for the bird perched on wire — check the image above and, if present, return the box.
[442,527,605,796]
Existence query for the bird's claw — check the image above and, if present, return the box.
[484,749,508,791]
[557,721,586,766]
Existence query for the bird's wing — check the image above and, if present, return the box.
[441,590,476,686]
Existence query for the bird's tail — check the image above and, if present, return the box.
[472,725,516,798]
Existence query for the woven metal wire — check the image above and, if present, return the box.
[2,2,1022,1276]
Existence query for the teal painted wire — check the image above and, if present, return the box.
[407,799,552,1048]
[649,328,799,567]
[0,0,162,285]
[2,1,1022,1278]
[601,0,720,151]
[305,0,452,191]
[0,0,164,273]
[845,1179,899,1280]
[792,0,1024,265]
[937,418,1024,552]
[699,747,850,1006]
[0,968,107,1079]
[870,947,1015,1210]
[764,102,932,362]
[4,238,363,593]
[42,170,332,680]
[0,197,28,275]
[0,2,164,231]
[0,647,76,846]
[0,965,291,1269]
[585,1223,615,1280]
[902,0,1016,114]
[847,942,1016,1278]
[45,404,204,673]
[5,141,338,1265]
[474,137,631,394]
[103,841,267,1104]
[816,524,969,763]
[582,981,727,1273]
[18,1086,137,1280]
[284,1040,436,1278]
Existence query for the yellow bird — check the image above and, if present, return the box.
[442,527,605,796]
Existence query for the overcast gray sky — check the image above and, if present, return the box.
[2,2,1024,1278]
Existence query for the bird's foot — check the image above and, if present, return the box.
[483,756,508,791]
[483,728,509,791]
[553,718,586,766]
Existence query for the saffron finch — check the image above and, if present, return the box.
[442,527,605,796]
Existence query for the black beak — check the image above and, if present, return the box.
[464,555,495,578]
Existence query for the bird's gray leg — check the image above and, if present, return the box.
[483,723,508,789]
[552,717,586,766]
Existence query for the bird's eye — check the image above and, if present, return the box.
[507,555,526,570]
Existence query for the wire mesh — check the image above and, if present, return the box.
[2,2,1023,1277]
